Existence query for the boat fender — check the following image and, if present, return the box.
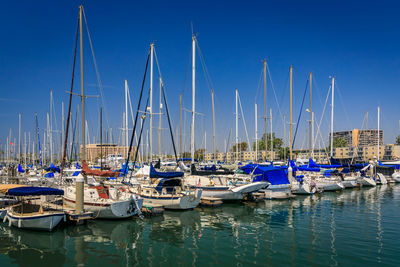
[64,214,67,222]
[3,214,7,223]
[18,218,21,228]
[8,216,11,227]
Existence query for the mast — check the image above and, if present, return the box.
[61,101,64,162]
[330,77,335,158]
[289,66,293,160]
[309,72,312,159]
[35,113,38,165]
[100,107,103,170]
[211,89,216,162]
[158,77,162,158]
[366,111,368,129]
[149,43,154,163]
[191,35,196,163]
[77,5,85,214]
[255,103,258,162]
[125,79,128,158]
[179,94,182,159]
[235,89,239,161]
[263,59,267,161]
[377,106,380,161]
[18,113,21,163]
[50,90,53,164]
[270,108,273,161]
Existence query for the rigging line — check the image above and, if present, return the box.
[161,82,179,162]
[313,84,331,148]
[350,114,367,164]
[266,61,285,125]
[237,92,251,152]
[292,79,309,150]
[126,83,140,162]
[335,82,352,127]
[195,39,214,94]
[61,16,79,176]
[255,68,263,103]
[131,90,151,176]
[82,8,110,130]
[123,48,151,177]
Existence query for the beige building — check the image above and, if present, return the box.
[81,144,136,163]
[334,144,400,161]
[330,129,383,148]
[205,150,275,162]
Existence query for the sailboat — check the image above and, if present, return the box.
[61,5,142,219]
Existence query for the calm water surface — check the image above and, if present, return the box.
[1,185,400,266]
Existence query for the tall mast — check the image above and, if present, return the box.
[61,101,64,162]
[179,94,182,159]
[366,111,368,129]
[270,108,273,161]
[377,106,380,161]
[18,113,21,163]
[211,89,216,162]
[24,132,26,167]
[125,79,128,158]
[77,5,85,214]
[100,107,102,170]
[263,59,267,161]
[158,77,162,158]
[235,89,239,161]
[309,72,312,159]
[50,90,53,163]
[35,113,38,165]
[289,66,293,160]
[191,35,196,163]
[149,43,154,163]
[255,103,258,162]
[330,77,335,158]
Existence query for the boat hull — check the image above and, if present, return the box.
[360,178,376,187]
[63,196,142,219]
[5,211,64,231]
[141,190,202,210]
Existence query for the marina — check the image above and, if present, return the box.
[1,1,400,266]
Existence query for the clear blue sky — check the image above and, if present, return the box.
[1,0,400,155]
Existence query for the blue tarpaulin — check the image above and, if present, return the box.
[18,164,25,173]
[44,172,54,178]
[149,164,184,178]
[7,186,64,196]
[240,164,290,185]
[72,171,80,176]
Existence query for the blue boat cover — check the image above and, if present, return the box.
[72,171,80,176]
[240,164,290,185]
[18,164,25,173]
[202,165,217,171]
[149,164,184,178]
[7,186,64,196]
[44,172,54,178]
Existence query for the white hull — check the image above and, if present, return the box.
[392,173,400,183]
[360,177,376,187]
[261,184,293,199]
[291,183,316,195]
[5,211,64,231]
[63,196,142,219]
[141,190,202,210]
[376,173,388,185]
[316,181,345,191]
[342,179,358,188]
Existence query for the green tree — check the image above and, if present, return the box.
[396,135,400,145]
[253,133,283,151]
[231,142,248,152]
[195,148,205,161]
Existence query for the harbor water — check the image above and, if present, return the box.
[1,185,400,266]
